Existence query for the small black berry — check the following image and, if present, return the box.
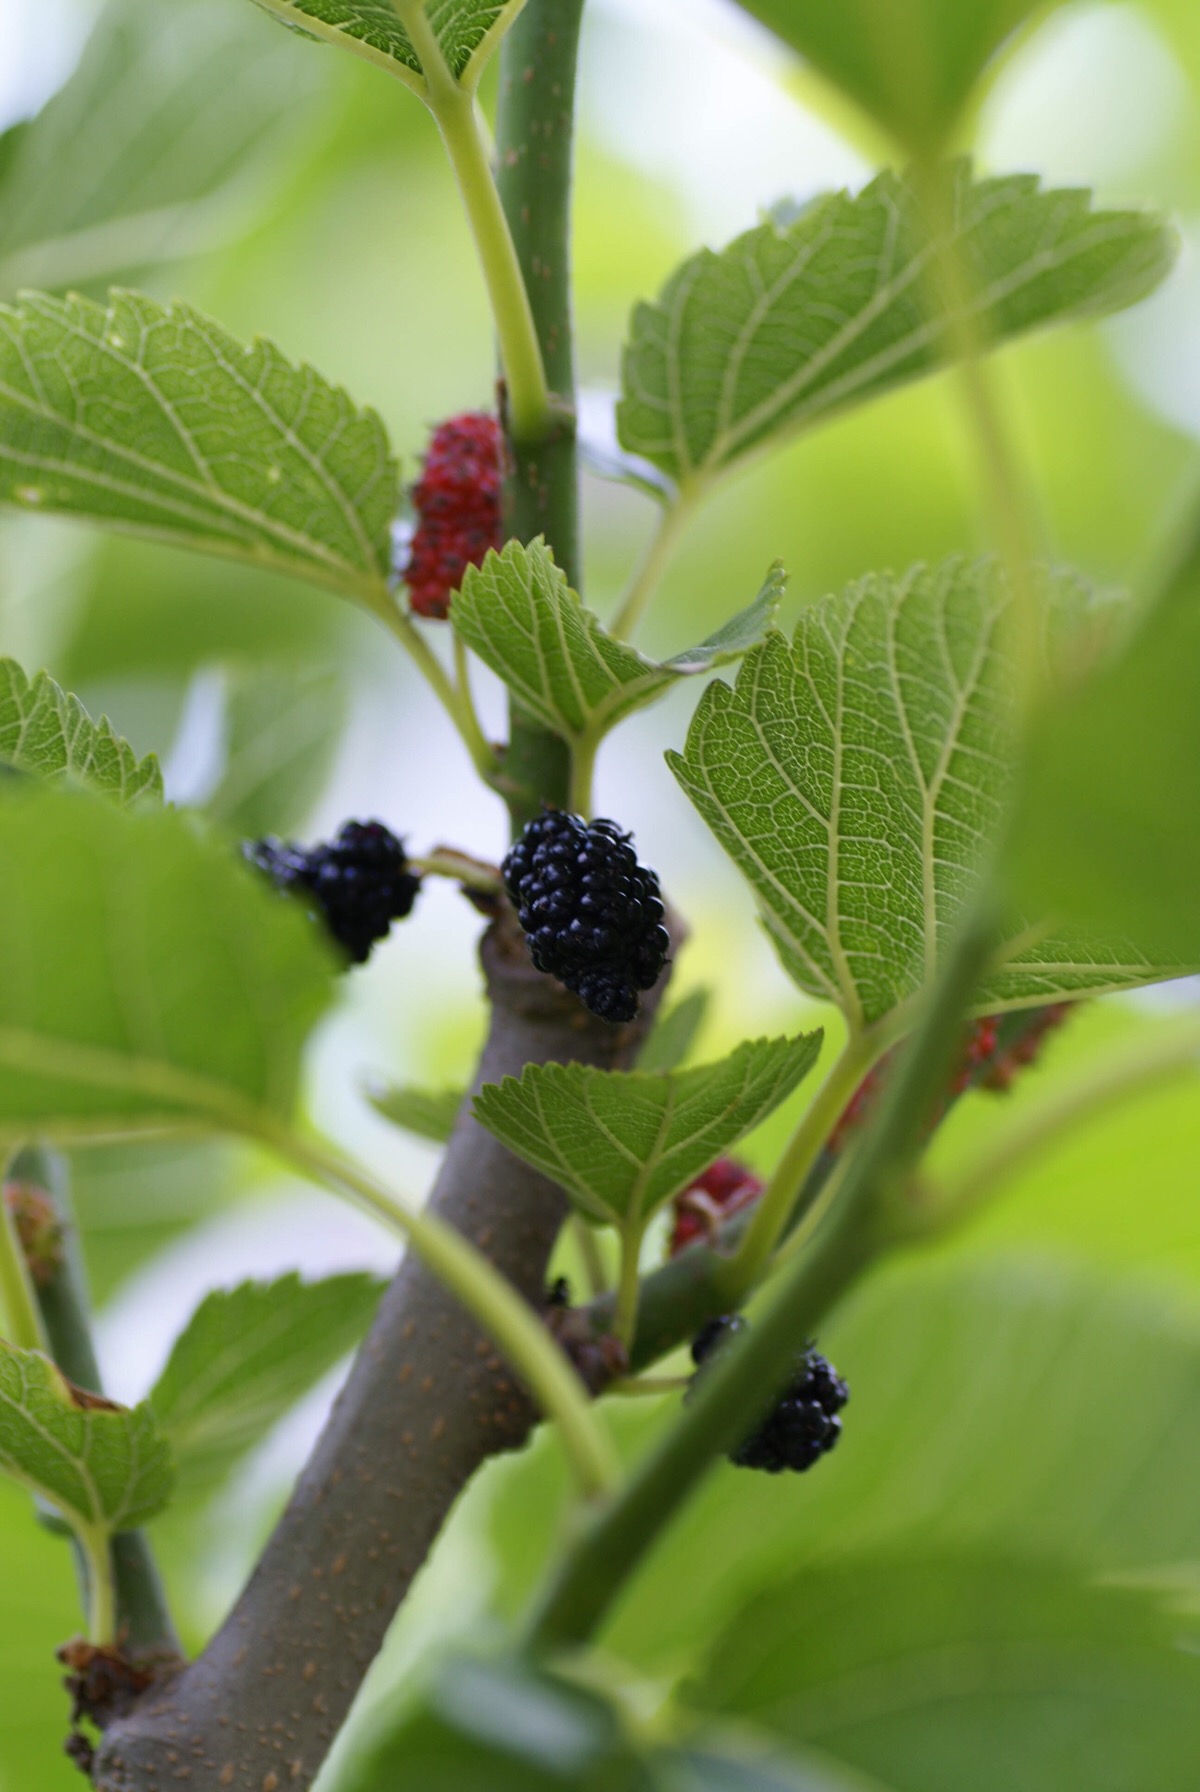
[502,811,670,1023]
[245,820,421,964]
[688,1318,848,1475]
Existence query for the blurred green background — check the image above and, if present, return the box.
[1,0,1199,1786]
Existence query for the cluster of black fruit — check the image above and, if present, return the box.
[690,1316,848,1474]
[245,820,421,964]
[502,810,669,1023]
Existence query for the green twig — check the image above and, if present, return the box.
[717,1030,883,1302]
[270,1127,619,1499]
[395,0,552,443]
[525,897,997,1652]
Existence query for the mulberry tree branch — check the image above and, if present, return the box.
[93,921,668,1792]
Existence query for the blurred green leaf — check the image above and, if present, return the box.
[205,664,347,837]
[367,1081,464,1143]
[473,1033,821,1230]
[0,658,161,804]
[0,785,335,1143]
[668,559,1192,1031]
[0,1343,172,1535]
[149,1273,382,1499]
[453,541,783,753]
[692,1551,1200,1792]
[619,169,1173,492]
[0,0,323,298]
[0,290,399,605]
[249,0,524,95]
[638,988,712,1073]
[584,1260,1200,1677]
[729,1,1049,153]
[338,1654,662,1791]
[1010,562,1200,960]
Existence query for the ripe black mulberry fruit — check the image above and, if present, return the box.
[405,412,503,619]
[501,811,670,1023]
[690,1317,848,1474]
[245,820,421,964]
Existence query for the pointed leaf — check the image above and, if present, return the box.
[668,559,1194,1031]
[730,0,1049,153]
[638,987,712,1074]
[0,784,336,1143]
[693,1552,1200,1792]
[453,539,783,750]
[473,1034,821,1231]
[0,290,399,604]
[249,0,526,94]
[0,1342,173,1534]
[149,1273,383,1497]
[205,664,346,837]
[0,659,161,805]
[366,1081,464,1144]
[0,0,322,297]
[619,168,1174,490]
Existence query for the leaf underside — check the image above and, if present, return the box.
[0,658,161,805]
[453,538,783,748]
[250,0,521,91]
[367,1082,464,1144]
[0,289,399,602]
[668,558,1192,1029]
[0,1343,173,1533]
[619,166,1174,489]
[150,1273,383,1497]
[0,785,336,1142]
[473,1033,822,1230]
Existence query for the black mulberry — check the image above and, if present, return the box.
[690,1317,848,1474]
[245,820,421,964]
[501,811,670,1023]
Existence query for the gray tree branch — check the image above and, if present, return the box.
[93,918,667,1792]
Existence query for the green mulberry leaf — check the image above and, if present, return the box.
[0,659,161,805]
[474,1033,821,1231]
[248,0,525,95]
[619,168,1174,492]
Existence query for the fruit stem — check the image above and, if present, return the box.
[269,1126,620,1499]
[395,0,552,444]
[568,730,598,818]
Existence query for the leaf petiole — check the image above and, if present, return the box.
[609,493,697,642]
[265,1126,620,1500]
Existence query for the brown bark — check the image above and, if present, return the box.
[93,918,666,1791]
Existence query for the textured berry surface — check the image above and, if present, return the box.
[406,412,503,619]
[669,1157,764,1256]
[690,1317,848,1474]
[245,820,421,964]
[502,811,670,1023]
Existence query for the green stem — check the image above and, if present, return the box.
[525,898,997,1652]
[452,629,495,773]
[81,1524,117,1645]
[571,1214,610,1300]
[396,0,551,442]
[908,1013,1200,1241]
[386,610,500,786]
[608,1375,690,1398]
[913,159,1043,720]
[610,496,695,642]
[0,1179,45,1351]
[568,729,598,818]
[495,0,586,828]
[270,1128,619,1498]
[8,1148,179,1656]
[612,1225,645,1356]
[409,847,502,896]
[718,1031,884,1302]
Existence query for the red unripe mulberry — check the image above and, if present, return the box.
[407,412,503,619]
[668,1157,764,1256]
